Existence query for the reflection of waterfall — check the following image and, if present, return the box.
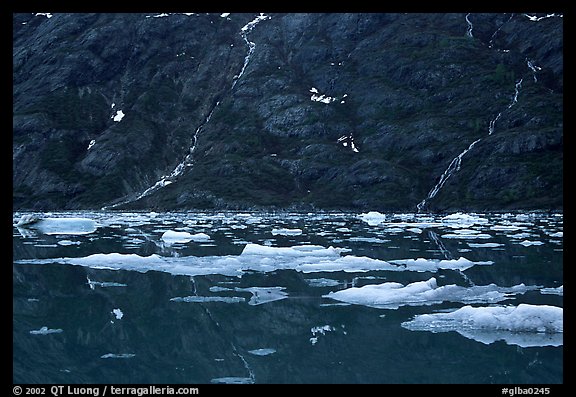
[428,230,452,260]
[417,78,524,212]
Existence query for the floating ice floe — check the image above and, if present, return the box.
[518,240,544,247]
[170,296,245,303]
[57,240,82,246]
[441,213,489,228]
[324,278,538,309]
[15,243,494,277]
[401,304,563,347]
[467,242,504,248]
[305,278,341,287]
[100,353,136,359]
[389,257,493,272]
[87,276,127,289]
[30,326,63,335]
[358,211,387,226]
[235,287,288,305]
[161,230,211,244]
[248,348,276,356]
[540,285,563,296]
[211,377,254,384]
[271,228,303,236]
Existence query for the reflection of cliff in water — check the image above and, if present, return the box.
[14,260,562,384]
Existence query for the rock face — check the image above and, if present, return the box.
[13,13,563,211]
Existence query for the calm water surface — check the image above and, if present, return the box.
[13,211,563,384]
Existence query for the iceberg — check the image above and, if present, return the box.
[324,278,538,309]
[401,304,563,347]
[359,211,387,226]
[161,230,193,244]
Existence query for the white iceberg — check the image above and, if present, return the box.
[401,304,563,347]
[358,211,387,226]
[161,230,211,244]
[161,230,193,244]
[324,278,538,309]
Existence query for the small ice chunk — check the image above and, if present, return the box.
[112,308,123,320]
[112,110,125,122]
[310,325,335,345]
[305,278,341,287]
[235,287,288,305]
[170,296,245,303]
[248,348,276,356]
[101,353,135,359]
[30,326,63,335]
[58,240,81,246]
[271,228,303,236]
[467,242,504,248]
[15,214,42,227]
[220,13,230,18]
[540,286,563,296]
[211,377,254,384]
[518,240,544,246]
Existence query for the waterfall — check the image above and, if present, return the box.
[103,14,270,210]
[417,78,524,212]
[232,13,270,90]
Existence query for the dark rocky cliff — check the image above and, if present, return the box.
[13,12,563,212]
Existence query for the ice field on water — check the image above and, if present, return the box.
[13,211,563,383]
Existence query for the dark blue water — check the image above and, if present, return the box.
[13,211,563,383]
